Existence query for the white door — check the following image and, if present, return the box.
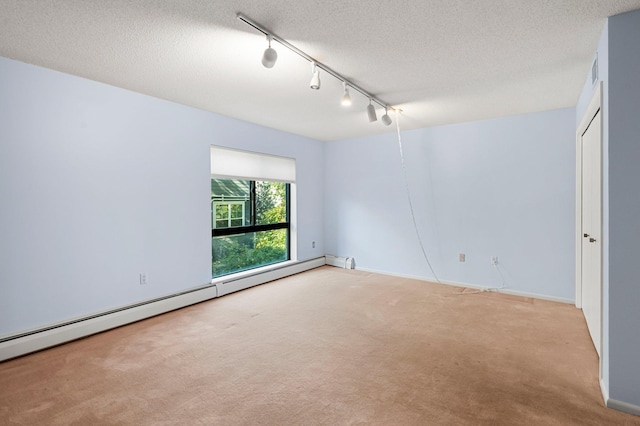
[580,108,602,357]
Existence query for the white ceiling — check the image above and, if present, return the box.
[1,1,640,141]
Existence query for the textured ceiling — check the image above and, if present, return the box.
[1,1,640,141]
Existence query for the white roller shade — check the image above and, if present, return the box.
[210,146,296,183]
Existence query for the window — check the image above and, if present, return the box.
[211,179,290,277]
[210,146,296,279]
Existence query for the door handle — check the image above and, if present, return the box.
[589,237,596,243]
[584,233,590,238]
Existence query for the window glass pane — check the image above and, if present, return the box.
[230,204,243,217]
[212,180,250,204]
[215,205,228,220]
[212,229,288,277]
[212,179,250,229]
[256,181,287,225]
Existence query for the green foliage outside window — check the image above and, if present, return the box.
[212,179,288,277]
[212,230,287,277]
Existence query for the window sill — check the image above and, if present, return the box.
[211,259,298,285]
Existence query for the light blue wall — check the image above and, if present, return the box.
[324,129,440,279]
[325,108,576,300]
[607,9,640,408]
[0,56,324,336]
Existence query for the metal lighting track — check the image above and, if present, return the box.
[236,13,394,111]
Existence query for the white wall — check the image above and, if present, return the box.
[325,108,576,300]
[0,56,324,337]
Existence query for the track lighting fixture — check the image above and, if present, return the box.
[367,100,377,122]
[381,107,392,126]
[341,82,352,106]
[261,34,277,68]
[238,13,398,125]
[310,62,320,90]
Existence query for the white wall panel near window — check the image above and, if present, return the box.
[210,146,296,183]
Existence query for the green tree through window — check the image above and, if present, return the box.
[211,179,289,277]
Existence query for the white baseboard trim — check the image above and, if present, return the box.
[216,257,326,296]
[325,255,356,269]
[0,257,325,362]
[355,267,574,304]
[607,398,640,416]
[601,378,609,405]
[0,285,218,362]
[601,379,640,416]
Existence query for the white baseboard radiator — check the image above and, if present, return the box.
[325,255,356,269]
[0,257,325,362]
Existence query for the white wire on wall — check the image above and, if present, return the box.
[393,113,510,293]
[394,111,441,284]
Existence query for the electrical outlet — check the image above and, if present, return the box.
[139,273,148,285]
[491,256,498,266]
[312,241,316,248]
[459,253,465,262]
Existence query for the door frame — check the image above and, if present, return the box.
[575,81,603,358]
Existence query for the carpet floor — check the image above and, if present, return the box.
[1,266,638,425]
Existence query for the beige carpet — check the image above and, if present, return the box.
[1,266,638,425]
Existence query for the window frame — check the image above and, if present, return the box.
[211,180,291,254]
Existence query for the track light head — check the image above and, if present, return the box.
[261,35,277,68]
[367,100,377,122]
[381,108,392,126]
[310,62,321,90]
[239,14,398,125]
[341,82,352,106]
